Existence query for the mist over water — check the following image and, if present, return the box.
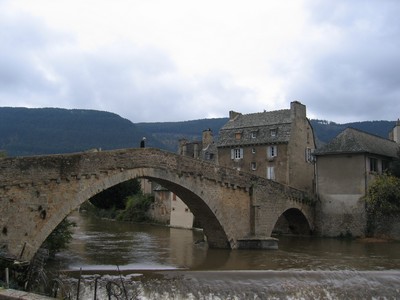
[47,212,400,299]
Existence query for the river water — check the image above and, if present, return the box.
[46,212,400,299]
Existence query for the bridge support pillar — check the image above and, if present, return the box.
[237,237,279,250]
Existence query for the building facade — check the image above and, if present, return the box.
[314,127,400,237]
[216,101,316,193]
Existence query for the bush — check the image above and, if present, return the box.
[365,175,400,235]
[42,218,76,258]
[117,194,154,222]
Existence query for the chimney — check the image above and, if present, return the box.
[202,128,213,147]
[178,138,187,155]
[229,110,241,120]
[290,101,306,120]
[389,119,400,143]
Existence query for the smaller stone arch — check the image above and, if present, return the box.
[272,208,312,236]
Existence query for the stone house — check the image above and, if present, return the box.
[178,128,217,163]
[217,101,316,193]
[147,184,195,229]
[314,127,400,237]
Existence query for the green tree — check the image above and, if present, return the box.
[42,218,76,258]
[89,179,141,209]
[365,175,400,235]
[117,194,154,222]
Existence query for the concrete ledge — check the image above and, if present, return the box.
[0,289,54,300]
[237,237,279,250]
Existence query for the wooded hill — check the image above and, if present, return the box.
[0,107,396,157]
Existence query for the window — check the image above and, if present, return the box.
[231,148,244,159]
[251,162,257,170]
[235,132,242,140]
[267,145,277,158]
[369,157,378,172]
[270,129,277,137]
[305,148,314,163]
[382,160,390,173]
[267,166,275,180]
[205,152,214,160]
[252,148,256,154]
[251,131,257,138]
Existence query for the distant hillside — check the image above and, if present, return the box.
[0,107,154,156]
[135,118,228,151]
[0,107,396,157]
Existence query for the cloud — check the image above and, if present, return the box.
[1,0,400,124]
[0,3,254,122]
[280,0,400,122]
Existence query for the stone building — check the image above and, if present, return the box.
[178,128,217,163]
[217,101,316,193]
[314,127,400,237]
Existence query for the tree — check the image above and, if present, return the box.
[42,218,76,258]
[364,174,400,235]
[89,179,141,210]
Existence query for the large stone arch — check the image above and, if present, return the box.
[7,164,248,261]
[0,148,314,262]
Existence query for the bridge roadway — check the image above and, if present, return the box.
[0,148,314,262]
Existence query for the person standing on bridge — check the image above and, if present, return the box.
[140,137,146,148]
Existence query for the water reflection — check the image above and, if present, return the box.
[52,211,400,272]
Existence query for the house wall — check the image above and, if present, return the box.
[148,189,171,224]
[315,154,367,237]
[287,104,316,192]
[217,144,289,183]
[170,193,194,229]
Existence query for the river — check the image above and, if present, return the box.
[46,211,400,299]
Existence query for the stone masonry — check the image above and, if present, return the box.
[0,148,314,261]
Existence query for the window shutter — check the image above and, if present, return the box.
[231,149,234,159]
[274,145,277,157]
[240,148,244,158]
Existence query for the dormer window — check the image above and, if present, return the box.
[251,131,257,138]
[270,129,277,137]
[235,132,242,140]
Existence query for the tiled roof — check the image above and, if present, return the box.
[217,109,292,147]
[314,127,399,158]
[221,109,292,129]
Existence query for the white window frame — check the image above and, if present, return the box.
[267,145,278,158]
[305,147,314,163]
[231,148,244,160]
[251,131,257,138]
[251,162,257,170]
[267,166,275,180]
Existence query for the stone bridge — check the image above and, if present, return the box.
[0,148,314,262]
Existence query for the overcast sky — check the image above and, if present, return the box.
[1,0,399,123]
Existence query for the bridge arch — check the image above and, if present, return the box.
[34,167,235,263]
[0,148,314,262]
[272,208,313,235]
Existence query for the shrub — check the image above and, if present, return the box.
[117,194,154,222]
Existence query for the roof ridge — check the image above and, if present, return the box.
[345,127,396,144]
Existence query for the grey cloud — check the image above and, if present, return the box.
[0,5,253,122]
[282,1,400,122]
